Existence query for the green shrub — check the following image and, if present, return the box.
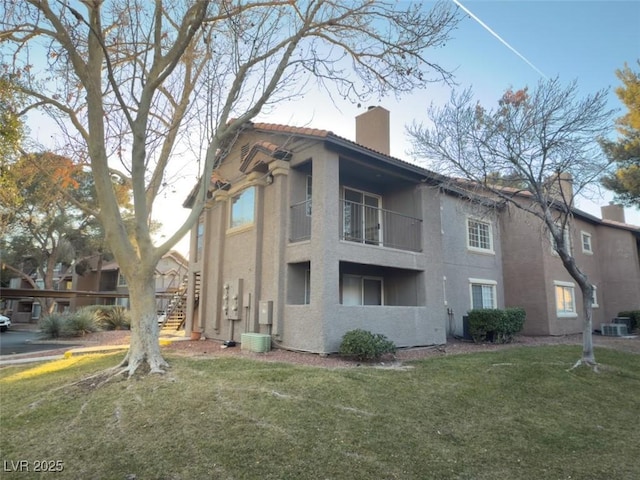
[339,329,396,361]
[468,309,503,343]
[64,310,98,337]
[38,314,66,339]
[469,308,526,344]
[94,306,131,330]
[617,311,640,332]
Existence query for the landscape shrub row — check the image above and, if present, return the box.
[617,310,640,332]
[468,307,526,344]
[39,306,130,338]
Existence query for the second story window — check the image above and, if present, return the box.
[467,218,493,253]
[581,231,593,254]
[118,272,127,287]
[230,187,255,229]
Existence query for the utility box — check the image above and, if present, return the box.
[258,301,273,325]
[223,279,243,320]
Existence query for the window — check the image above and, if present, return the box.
[305,176,312,216]
[469,279,497,309]
[342,187,382,245]
[196,216,204,261]
[467,218,493,253]
[118,272,127,286]
[551,225,572,255]
[342,275,383,305]
[554,281,577,317]
[581,231,593,254]
[591,285,599,308]
[230,187,255,229]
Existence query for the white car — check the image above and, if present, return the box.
[0,314,11,332]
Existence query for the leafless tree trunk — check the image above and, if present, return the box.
[408,78,614,368]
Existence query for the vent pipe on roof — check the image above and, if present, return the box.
[355,106,390,155]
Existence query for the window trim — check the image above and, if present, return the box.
[550,225,572,256]
[466,217,495,254]
[581,231,593,254]
[553,280,577,317]
[228,186,256,231]
[591,285,599,308]
[468,278,497,310]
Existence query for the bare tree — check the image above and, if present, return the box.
[408,78,614,369]
[1,0,460,375]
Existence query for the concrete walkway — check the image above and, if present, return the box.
[0,330,189,366]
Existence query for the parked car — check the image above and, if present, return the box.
[0,314,11,332]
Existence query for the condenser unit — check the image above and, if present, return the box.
[601,323,628,337]
[241,333,271,353]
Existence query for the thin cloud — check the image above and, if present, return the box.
[453,0,548,79]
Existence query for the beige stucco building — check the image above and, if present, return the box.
[185,107,640,353]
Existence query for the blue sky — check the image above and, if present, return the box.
[257,0,640,222]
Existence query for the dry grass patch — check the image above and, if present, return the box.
[1,346,639,479]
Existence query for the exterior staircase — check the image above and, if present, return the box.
[160,279,188,331]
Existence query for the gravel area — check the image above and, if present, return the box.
[164,332,640,368]
[7,329,639,367]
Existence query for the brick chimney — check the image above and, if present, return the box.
[601,203,626,223]
[355,106,390,155]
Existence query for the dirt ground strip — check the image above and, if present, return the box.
[12,329,635,368]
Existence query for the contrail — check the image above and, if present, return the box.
[452,0,547,78]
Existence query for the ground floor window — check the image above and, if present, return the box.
[554,280,576,316]
[341,274,383,306]
[469,278,497,309]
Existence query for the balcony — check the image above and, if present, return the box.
[289,199,422,252]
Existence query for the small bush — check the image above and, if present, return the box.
[340,329,396,361]
[469,308,526,344]
[468,309,503,343]
[38,314,66,339]
[64,310,98,337]
[617,311,640,332]
[95,306,131,330]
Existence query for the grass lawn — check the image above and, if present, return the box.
[1,346,639,479]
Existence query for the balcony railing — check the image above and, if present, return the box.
[290,200,312,242]
[340,200,422,252]
[289,199,422,252]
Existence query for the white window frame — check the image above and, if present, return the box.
[468,278,497,310]
[591,285,599,308]
[118,272,127,287]
[229,186,256,230]
[581,231,593,254]
[466,217,494,254]
[554,280,577,317]
[551,225,572,256]
[341,274,384,306]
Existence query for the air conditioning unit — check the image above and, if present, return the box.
[601,323,628,337]
[241,333,271,353]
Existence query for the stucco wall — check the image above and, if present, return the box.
[441,195,504,337]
